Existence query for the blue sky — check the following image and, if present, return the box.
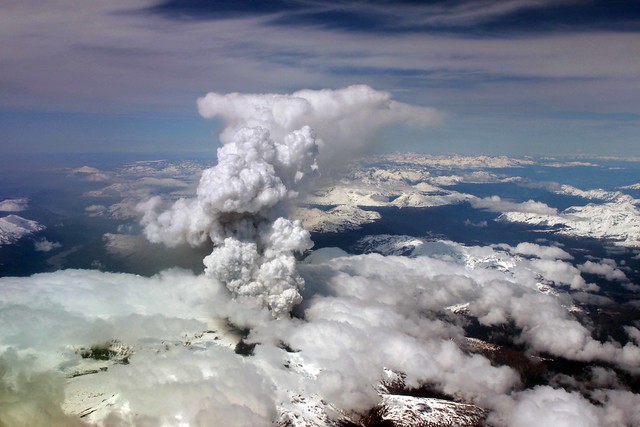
[1,0,639,156]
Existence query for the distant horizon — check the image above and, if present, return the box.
[5,148,640,162]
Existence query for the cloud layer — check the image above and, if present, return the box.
[1,240,639,425]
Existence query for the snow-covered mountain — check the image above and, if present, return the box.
[498,200,640,247]
[620,183,640,190]
[61,330,490,427]
[555,184,639,204]
[294,158,480,231]
[292,154,565,239]
[383,152,534,169]
[293,205,381,233]
[376,394,487,427]
[0,214,45,246]
[303,160,474,210]
[355,234,466,260]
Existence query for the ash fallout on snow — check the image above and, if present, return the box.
[140,85,439,316]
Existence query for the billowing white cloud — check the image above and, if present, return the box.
[491,386,600,427]
[502,242,573,260]
[311,251,639,366]
[0,350,85,427]
[591,389,640,426]
[578,260,628,282]
[489,381,640,427]
[197,85,442,167]
[528,258,588,290]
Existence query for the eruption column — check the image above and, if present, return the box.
[141,85,441,316]
[142,126,317,316]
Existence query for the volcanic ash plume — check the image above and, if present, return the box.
[141,85,440,316]
[141,126,317,316]
[197,84,443,168]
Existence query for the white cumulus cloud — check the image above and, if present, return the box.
[578,260,628,282]
[0,198,28,212]
[34,238,62,252]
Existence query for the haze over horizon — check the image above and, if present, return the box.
[1,0,640,157]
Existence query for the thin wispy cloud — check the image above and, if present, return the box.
[0,0,639,154]
[285,0,585,28]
